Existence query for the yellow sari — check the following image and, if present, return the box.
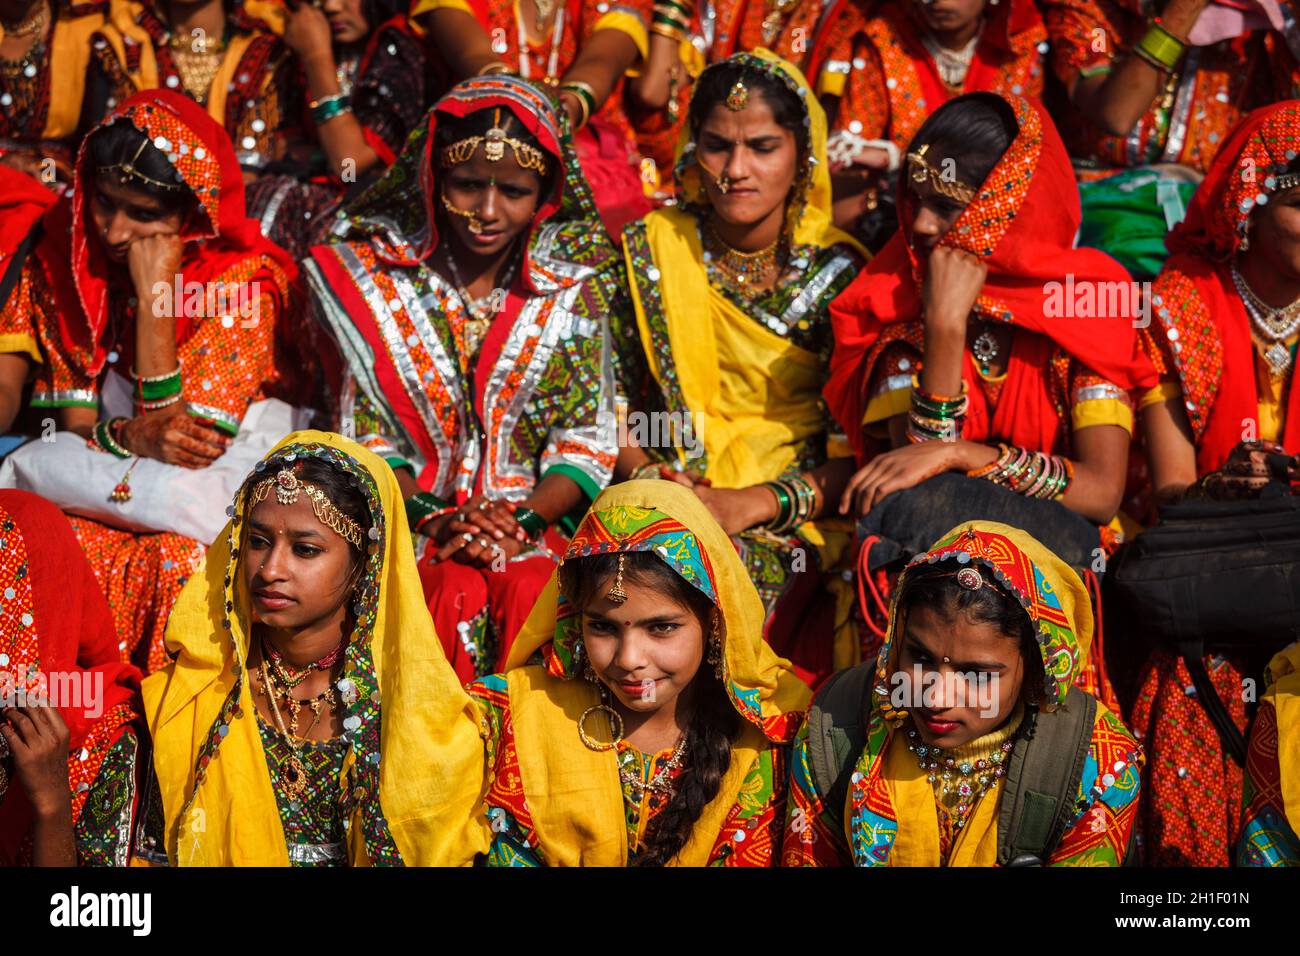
[140,431,490,866]
[474,480,810,866]
[617,51,868,676]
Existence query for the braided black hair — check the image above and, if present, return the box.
[559,550,742,866]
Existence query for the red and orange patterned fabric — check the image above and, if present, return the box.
[0,490,141,866]
[824,92,1158,463]
[820,0,1046,150]
[1143,100,1300,474]
[1039,0,1297,174]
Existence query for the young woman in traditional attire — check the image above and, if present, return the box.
[1133,100,1300,866]
[306,75,620,683]
[0,89,297,672]
[244,0,428,261]
[471,479,809,865]
[411,0,653,236]
[1237,641,1300,866]
[137,432,491,866]
[0,490,143,867]
[613,51,867,687]
[783,521,1143,866]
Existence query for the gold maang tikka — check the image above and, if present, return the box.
[95,137,187,193]
[606,552,628,604]
[726,80,749,111]
[439,108,549,174]
[249,469,364,548]
[906,143,977,204]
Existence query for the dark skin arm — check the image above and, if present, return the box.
[627,28,681,111]
[0,353,30,433]
[284,0,382,181]
[1068,0,1209,138]
[3,702,76,867]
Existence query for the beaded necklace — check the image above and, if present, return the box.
[905,717,1019,833]
[617,732,689,797]
[442,240,522,358]
[701,217,786,299]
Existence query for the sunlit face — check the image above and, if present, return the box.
[915,0,988,35]
[242,494,361,634]
[580,575,708,717]
[321,0,369,45]
[895,603,1028,749]
[1243,183,1300,280]
[440,144,545,259]
[696,93,800,229]
[90,174,187,265]
[903,153,969,257]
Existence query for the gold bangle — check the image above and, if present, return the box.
[650,22,686,42]
[559,88,591,129]
[477,60,511,76]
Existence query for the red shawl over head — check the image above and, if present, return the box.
[36,88,298,383]
[0,167,56,262]
[824,93,1158,461]
[0,490,141,865]
[1151,100,1300,473]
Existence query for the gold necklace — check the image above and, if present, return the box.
[618,732,689,797]
[702,218,785,297]
[532,0,556,30]
[169,30,227,102]
[258,656,313,799]
[1,1,47,39]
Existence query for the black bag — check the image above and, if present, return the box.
[1108,493,1300,765]
[806,663,1108,865]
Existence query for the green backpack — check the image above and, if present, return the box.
[805,663,1122,866]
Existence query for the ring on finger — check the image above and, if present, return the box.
[461,532,473,544]
[478,537,491,548]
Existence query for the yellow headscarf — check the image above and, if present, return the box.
[1260,643,1300,835]
[624,49,867,492]
[140,431,490,866]
[855,520,1101,866]
[496,480,811,866]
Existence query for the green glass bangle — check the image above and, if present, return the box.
[96,418,132,459]
[1136,23,1185,71]
[515,507,549,538]
[763,481,793,530]
[405,491,446,529]
[312,95,352,126]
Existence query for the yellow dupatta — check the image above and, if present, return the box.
[624,49,867,492]
[499,480,811,866]
[140,431,490,866]
[1261,644,1300,834]
[863,521,1099,866]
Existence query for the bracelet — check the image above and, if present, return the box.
[94,417,132,459]
[133,365,183,402]
[763,480,793,531]
[650,21,687,42]
[405,491,449,531]
[628,461,665,481]
[1135,18,1186,72]
[311,93,352,126]
[652,10,690,31]
[514,507,549,539]
[654,0,692,17]
[967,442,1010,479]
[132,363,182,384]
[764,475,816,534]
[970,445,1073,500]
[558,87,591,130]
[138,393,184,412]
[559,80,598,116]
[477,60,511,76]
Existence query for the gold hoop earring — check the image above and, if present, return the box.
[578,695,624,751]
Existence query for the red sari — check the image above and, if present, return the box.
[0,490,141,866]
[816,0,1047,150]
[1130,101,1300,866]
[824,93,1157,463]
[306,76,619,683]
[13,90,298,673]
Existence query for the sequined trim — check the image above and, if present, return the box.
[287,841,347,864]
[30,388,98,407]
[1073,383,1132,405]
[186,401,241,433]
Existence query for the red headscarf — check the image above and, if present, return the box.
[35,88,298,383]
[0,167,56,263]
[824,93,1158,461]
[0,491,141,865]
[1151,100,1300,473]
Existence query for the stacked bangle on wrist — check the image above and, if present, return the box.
[967,442,1073,500]
[405,491,449,532]
[93,417,132,459]
[558,81,597,129]
[907,378,968,444]
[1133,17,1186,73]
[133,364,183,413]
[762,474,817,535]
[477,60,511,75]
[311,93,352,126]
[514,506,549,540]
[652,0,691,39]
